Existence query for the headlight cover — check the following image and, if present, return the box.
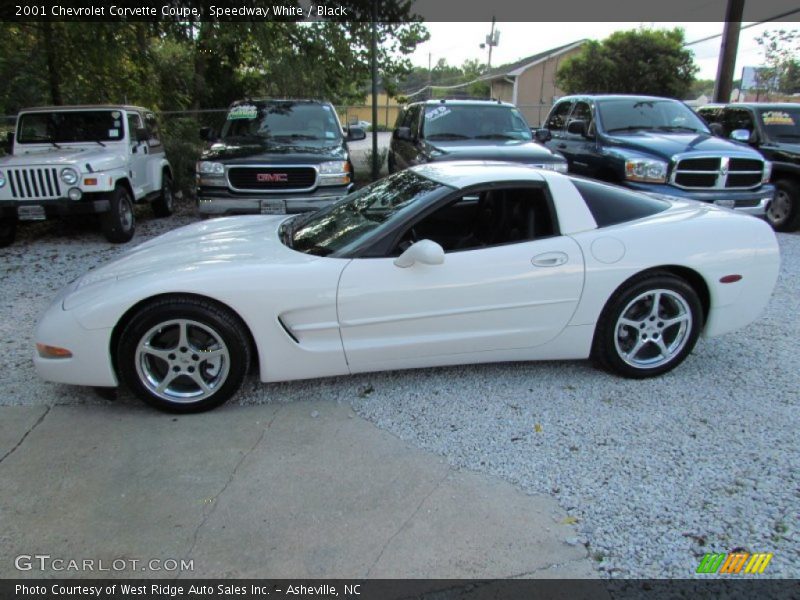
[625,159,667,183]
[60,168,79,185]
[197,161,225,176]
[318,161,350,186]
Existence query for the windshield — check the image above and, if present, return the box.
[17,111,125,144]
[422,105,533,141]
[220,102,343,142]
[597,99,710,134]
[758,108,800,142]
[289,170,444,256]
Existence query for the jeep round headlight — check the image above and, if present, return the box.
[60,168,78,185]
[0,170,5,188]
[625,159,667,183]
[197,161,225,176]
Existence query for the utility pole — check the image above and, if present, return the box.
[427,52,432,101]
[480,17,499,71]
[370,0,379,180]
[713,0,745,103]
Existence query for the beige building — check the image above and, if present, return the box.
[481,40,586,126]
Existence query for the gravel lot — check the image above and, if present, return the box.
[1,199,798,579]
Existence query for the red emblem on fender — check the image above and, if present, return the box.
[256,173,289,182]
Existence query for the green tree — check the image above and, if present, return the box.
[556,28,698,98]
[755,29,800,95]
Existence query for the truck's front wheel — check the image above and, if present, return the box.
[767,178,800,232]
[101,185,136,243]
[0,216,16,248]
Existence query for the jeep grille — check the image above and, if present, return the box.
[7,167,63,199]
[671,156,763,190]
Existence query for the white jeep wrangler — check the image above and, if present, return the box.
[0,105,174,246]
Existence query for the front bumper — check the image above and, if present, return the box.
[624,182,775,216]
[0,196,110,220]
[196,184,354,216]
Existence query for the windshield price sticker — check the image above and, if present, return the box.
[425,106,451,121]
[762,111,795,126]
[227,105,259,120]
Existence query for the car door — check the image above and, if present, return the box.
[561,100,600,177]
[126,111,149,198]
[335,186,585,372]
[543,99,574,162]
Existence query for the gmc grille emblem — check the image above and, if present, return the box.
[256,173,289,182]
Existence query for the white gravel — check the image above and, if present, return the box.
[0,203,797,579]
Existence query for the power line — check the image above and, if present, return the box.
[684,8,800,46]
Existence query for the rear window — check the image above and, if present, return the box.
[571,178,669,227]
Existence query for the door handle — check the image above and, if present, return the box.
[532,251,568,267]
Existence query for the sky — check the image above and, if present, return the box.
[409,22,799,85]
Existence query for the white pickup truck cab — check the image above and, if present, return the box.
[0,105,174,246]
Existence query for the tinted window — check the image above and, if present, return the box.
[17,110,126,143]
[220,102,342,142]
[570,101,592,124]
[546,101,573,132]
[144,112,161,145]
[572,178,669,227]
[127,112,142,142]
[758,107,800,142]
[724,108,755,133]
[421,104,533,141]
[597,99,709,134]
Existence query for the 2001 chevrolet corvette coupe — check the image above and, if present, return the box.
[34,162,780,412]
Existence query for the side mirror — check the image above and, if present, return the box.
[533,128,551,143]
[199,127,214,141]
[347,126,366,141]
[566,119,588,137]
[394,239,445,268]
[708,122,725,137]
[730,129,751,143]
[394,126,413,141]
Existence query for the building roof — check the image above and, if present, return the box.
[480,40,587,82]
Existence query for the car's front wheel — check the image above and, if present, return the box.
[767,178,800,232]
[101,185,135,243]
[592,273,703,378]
[117,297,251,412]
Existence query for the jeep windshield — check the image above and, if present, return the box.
[220,103,343,143]
[422,105,533,141]
[758,108,800,142]
[16,110,125,144]
[598,99,709,135]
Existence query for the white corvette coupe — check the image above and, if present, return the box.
[34,162,779,412]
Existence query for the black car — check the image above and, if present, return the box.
[536,95,774,222]
[388,99,567,174]
[698,102,800,231]
[195,99,365,217]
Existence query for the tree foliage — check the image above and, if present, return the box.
[400,58,490,100]
[556,28,698,99]
[755,29,800,95]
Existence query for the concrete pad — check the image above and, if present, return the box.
[0,402,596,579]
[0,406,48,460]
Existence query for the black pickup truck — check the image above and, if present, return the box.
[698,102,800,231]
[536,95,775,224]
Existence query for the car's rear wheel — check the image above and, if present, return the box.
[0,216,16,248]
[117,297,250,413]
[101,185,135,243]
[767,178,800,232]
[151,172,174,218]
[592,273,703,378]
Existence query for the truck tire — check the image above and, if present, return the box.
[151,172,174,218]
[767,178,800,232]
[0,217,16,248]
[101,185,136,243]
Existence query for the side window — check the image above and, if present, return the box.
[698,108,721,125]
[406,105,421,136]
[567,101,593,135]
[725,109,755,134]
[126,112,143,143]
[394,187,556,255]
[572,178,669,227]
[546,101,573,132]
[394,108,406,129]
[144,112,162,147]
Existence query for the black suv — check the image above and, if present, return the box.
[196,99,365,216]
[388,99,567,173]
[537,95,774,222]
[698,103,800,231]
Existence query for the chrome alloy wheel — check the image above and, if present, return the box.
[767,188,791,227]
[613,289,693,369]
[134,319,230,403]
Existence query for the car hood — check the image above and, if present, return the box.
[426,139,563,163]
[201,139,348,164]
[601,131,762,160]
[0,146,119,168]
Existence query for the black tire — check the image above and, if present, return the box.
[591,272,703,378]
[151,172,174,218]
[767,178,800,232]
[0,217,16,248]
[101,185,135,243]
[117,296,251,413]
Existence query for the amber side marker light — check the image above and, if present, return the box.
[720,274,743,284]
[36,343,73,359]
